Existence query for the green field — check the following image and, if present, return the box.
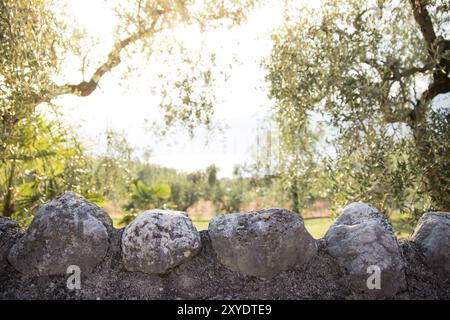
[112,212,416,240]
[388,212,416,239]
[303,217,334,239]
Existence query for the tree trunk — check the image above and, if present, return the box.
[291,178,300,213]
[2,161,16,217]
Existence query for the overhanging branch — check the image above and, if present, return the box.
[409,0,436,51]
[391,63,432,81]
[408,0,450,122]
[32,17,161,106]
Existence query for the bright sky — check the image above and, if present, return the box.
[52,0,316,177]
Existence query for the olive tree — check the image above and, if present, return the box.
[266,0,450,215]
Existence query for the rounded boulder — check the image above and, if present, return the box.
[324,202,406,297]
[8,192,111,276]
[208,208,318,278]
[121,210,201,274]
[0,217,21,273]
[412,212,450,278]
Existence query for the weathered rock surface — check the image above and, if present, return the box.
[121,210,201,274]
[7,192,111,276]
[0,217,21,277]
[412,212,450,278]
[0,216,20,234]
[324,202,406,297]
[208,208,317,278]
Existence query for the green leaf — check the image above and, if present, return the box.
[151,183,171,200]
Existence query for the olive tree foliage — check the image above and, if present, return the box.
[29,0,256,127]
[239,120,330,213]
[93,129,135,200]
[1,0,259,156]
[0,0,70,156]
[0,0,79,218]
[266,0,450,216]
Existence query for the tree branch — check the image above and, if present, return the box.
[390,63,432,81]
[408,0,450,122]
[409,0,436,52]
[32,16,161,106]
[410,76,450,122]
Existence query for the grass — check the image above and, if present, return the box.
[389,212,415,239]
[111,212,416,240]
[191,218,210,232]
[111,215,125,228]
[303,217,334,239]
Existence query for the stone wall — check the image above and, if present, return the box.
[0,192,449,299]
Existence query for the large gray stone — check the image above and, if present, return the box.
[208,208,317,278]
[324,202,406,297]
[0,217,21,273]
[121,210,201,274]
[0,216,20,233]
[412,212,450,278]
[8,192,111,275]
